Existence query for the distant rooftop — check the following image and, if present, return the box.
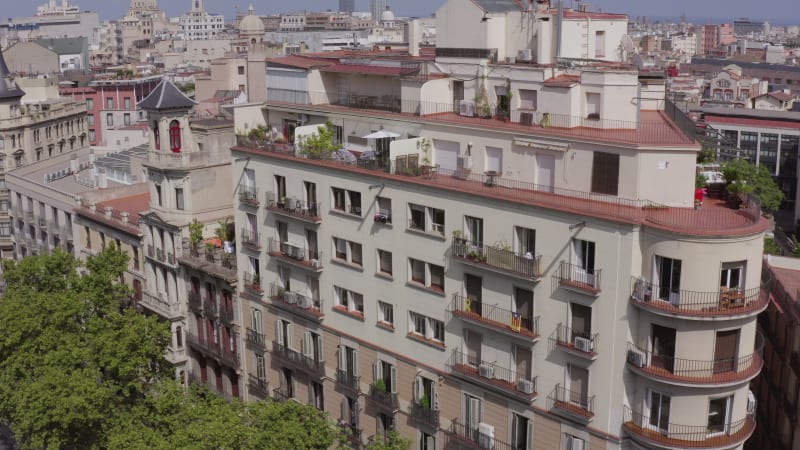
[138,78,196,111]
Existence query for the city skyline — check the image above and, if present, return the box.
[3,0,796,25]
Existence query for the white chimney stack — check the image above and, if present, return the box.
[69,155,78,173]
[97,169,107,189]
[407,19,421,57]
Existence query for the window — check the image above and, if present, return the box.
[512,414,532,450]
[563,434,585,450]
[648,390,671,432]
[594,31,606,57]
[155,185,162,206]
[106,98,113,109]
[655,255,681,301]
[409,312,445,344]
[311,381,324,410]
[175,188,185,210]
[375,197,391,223]
[464,216,483,247]
[720,261,745,289]
[408,204,445,235]
[464,394,482,439]
[419,431,436,450]
[331,187,361,215]
[87,114,95,126]
[238,65,245,75]
[335,286,364,316]
[169,120,182,153]
[408,258,445,292]
[377,249,392,276]
[89,130,95,142]
[255,354,266,382]
[519,89,538,110]
[378,301,394,326]
[153,121,160,150]
[124,97,131,109]
[106,113,113,126]
[275,318,292,348]
[590,151,619,195]
[124,113,131,126]
[707,396,732,434]
[86,99,94,110]
[332,237,362,267]
[515,226,536,256]
[85,226,92,249]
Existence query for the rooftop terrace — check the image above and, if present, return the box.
[233,139,767,238]
[265,89,696,148]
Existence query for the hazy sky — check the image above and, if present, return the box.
[2,0,792,24]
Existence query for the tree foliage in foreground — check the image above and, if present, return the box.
[0,247,172,449]
[107,382,341,450]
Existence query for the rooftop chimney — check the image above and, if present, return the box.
[69,155,78,173]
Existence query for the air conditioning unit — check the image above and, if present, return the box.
[298,295,312,309]
[574,336,593,353]
[478,422,495,450]
[457,155,473,170]
[478,363,495,378]
[459,100,475,117]
[518,48,533,61]
[747,390,757,414]
[310,259,321,268]
[517,379,535,394]
[506,56,516,64]
[294,247,306,260]
[283,291,297,304]
[626,349,646,368]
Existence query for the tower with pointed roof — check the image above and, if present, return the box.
[137,76,240,385]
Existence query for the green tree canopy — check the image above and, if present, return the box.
[366,430,412,450]
[722,159,784,211]
[0,247,171,449]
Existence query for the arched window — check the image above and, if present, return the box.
[153,120,160,150]
[169,120,182,153]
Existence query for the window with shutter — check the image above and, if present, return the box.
[590,151,619,196]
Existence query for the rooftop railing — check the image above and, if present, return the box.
[234,137,764,237]
[266,88,696,146]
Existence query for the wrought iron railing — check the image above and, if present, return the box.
[451,237,542,278]
[450,293,539,337]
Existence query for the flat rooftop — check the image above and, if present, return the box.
[232,141,767,238]
[8,148,125,195]
[75,191,149,234]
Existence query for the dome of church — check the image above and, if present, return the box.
[380,8,395,22]
[239,5,265,37]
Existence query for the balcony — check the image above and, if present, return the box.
[336,369,360,393]
[265,192,322,224]
[247,374,269,399]
[179,242,237,280]
[623,406,755,450]
[272,386,293,402]
[451,237,542,280]
[242,272,263,296]
[555,262,601,296]
[24,211,34,222]
[219,306,235,325]
[241,228,261,251]
[625,341,763,387]
[245,327,267,349]
[449,293,540,341]
[203,297,217,318]
[449,420,516,450]
[551,324,598,360]
[185,329,241,369]
[235,138,767,239]
[448,350,538,401]
[267,238,323,272]
[630,277,767,319]
[144,150,225,171]
[139,291,182,318]
[548,384,595,423]
[238,184,260,207]
[272,341,326,376]
[368,384,399,411]
[410,402,440,428]
[268,282,325,321]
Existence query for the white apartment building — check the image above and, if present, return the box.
[220,1,768,449]
[177,0,225,41]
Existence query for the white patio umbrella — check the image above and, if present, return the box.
[362,130,401,139]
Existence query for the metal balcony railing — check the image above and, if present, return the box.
[448,349,537,398]
[623,406,755,448]
[245,328,266,348]
[268,282,324,320]
[451,237,542,279]
[243,272,262,293]
[267,238,323,271]
[625,340,764,384]
[548,384,595,417]
[630,277,766,317]
[336,369,360,392]
[410,402,440,428]
[241,228,261,250]
[266,192,322,223]
[238,184,260,206]
[556,261,601,294]
[248,374,268,398]
[552,324,598,357]
[450,293,539,338]
[368,384,399,410]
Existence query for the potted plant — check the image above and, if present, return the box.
[374,379,387,393]
[215,217,234,253]
[189,219,203,251]
[419,394,431,409]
